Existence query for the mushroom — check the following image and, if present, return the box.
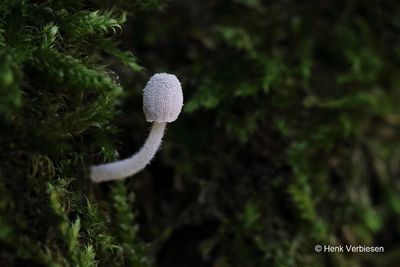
[90,73,183,183]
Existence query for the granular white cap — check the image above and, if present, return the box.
[143,73,183,122]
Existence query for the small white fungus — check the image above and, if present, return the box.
[143,73,183,122]
[90,73,183,183]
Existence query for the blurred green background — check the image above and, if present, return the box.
[1,0,400,266]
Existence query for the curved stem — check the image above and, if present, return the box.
[90,122,166,183]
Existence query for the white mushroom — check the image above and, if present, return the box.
[90,73,183,183]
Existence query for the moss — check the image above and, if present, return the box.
[1,0,400,266]
[0,1,151,266]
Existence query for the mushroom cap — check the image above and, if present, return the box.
[143,73,183,122]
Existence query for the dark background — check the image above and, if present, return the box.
[1,0,400,266]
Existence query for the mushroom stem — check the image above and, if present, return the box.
[90,122,166,183]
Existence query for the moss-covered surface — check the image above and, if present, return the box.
[1,0,400,266]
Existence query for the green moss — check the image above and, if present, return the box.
[0,1,150,266]
[1,0,400,266]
